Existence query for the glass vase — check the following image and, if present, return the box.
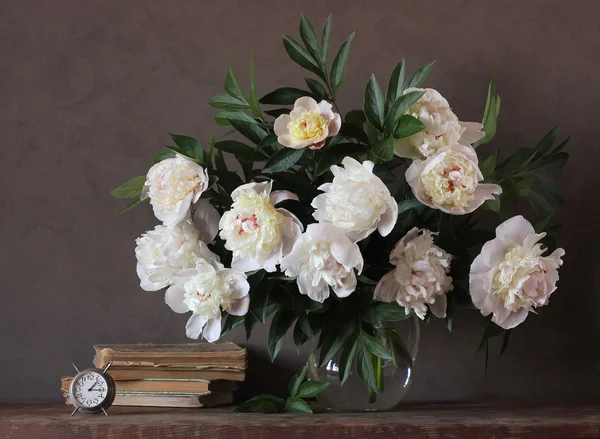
[307,316,420,411]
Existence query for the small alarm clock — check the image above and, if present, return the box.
[68,362,116,416]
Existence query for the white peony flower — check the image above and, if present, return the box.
[394,88,485,158]
[193,198,220,243]
[312,157,398,241]
[280,223,363,302]
[273,96,341,150]
[165,261,250,342]
[141,156,210,226]
[219,181,303,272]
[135,220,221,292]
[374,228,453,319]
[469,215,565,329]
[406,144,502,215]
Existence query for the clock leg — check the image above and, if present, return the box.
[101,408,108,417]
[71,408,79,417]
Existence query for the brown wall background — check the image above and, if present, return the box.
[1,0,599,402]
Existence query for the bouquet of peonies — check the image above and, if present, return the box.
[112,14,567,397]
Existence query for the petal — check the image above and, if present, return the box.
[185,314,207,339]
[378,199,398,237]
[374,271,397,303]
[328,113,342,136]
[270,190,299,206]
[333,272,357,298]
[429,293,447,318]
[228,295,250,316]
[273,114,291,136]
[278,134,304,149]
[330,236,363,272]
[193,199,220,243]
[362,160,375,173]
[231,255,262,273]
[459,122,485,145]
[495,215,535,245]
[298,271,329,303]
[221,269,250,299]
[140,182,150,200]
[317,100,334,119]
[445,143,479,165]
[137,263,165,291]
[202,314,222,342]
[494,308,529,330]
[158,193,193,226]
[294,96,318,111]
[231,180,272,200]
[165,285,189,314]
[480,238,512,268]
[394,139,422,159]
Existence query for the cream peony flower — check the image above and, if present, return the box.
[141,156,210,226]
[406,144,502,215]
[280,223,363,302]
[469,215,565,329]
[273,96,341,150]
[394,88,484,158]
[219,181,303,272]
[165,261,250,342]
[374,228,453,319]
[135,220,220,292]
[312,157,398,241]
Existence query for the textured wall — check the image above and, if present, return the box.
[1,0,599,402]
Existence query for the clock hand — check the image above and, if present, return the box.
[87,382,98,392]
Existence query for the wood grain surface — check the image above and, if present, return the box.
[1,403,600,438]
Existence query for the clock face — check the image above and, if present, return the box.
[71,371,108,409]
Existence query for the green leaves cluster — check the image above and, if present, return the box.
[234,364,329,413]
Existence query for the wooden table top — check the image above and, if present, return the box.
[1,402,599,438]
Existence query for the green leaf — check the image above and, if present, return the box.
[224,62,247,103]
[339,122,368,143]
[402,61,435,90]
[385,90,424,133]
[397,198,423,215]
[367,302,411,322]
[248,54,262,119]
[110,175,146,199]
[474,76,501,147]
[214,110,258,127]
[345,109,366,127]
[282,34,323,78]
[330,32,355,95]
[534,126,558,157]
[538,151,569,173]
[479,148,500,178]
[288,364,307,397]
[356,342,378,392]
[293,319,310,348]
[214,148,227,172]
[305,78,328,99]
[208,93,249,110]
[267,309,296,362]
[385,59,405,111]
[357,274,378,286]
[260,87,315,105]
[369,136,394,162]
[483,194,501,213]
[320,15,332,66]
[315,143,365,176]
[534,172,564,203]
[263,148,305,173]
[393,114,426,139]
[364,74,385,130]
[444,297,453,332]
[114,198,144,219]
[339,334,359,385]
[234,394,285,413]
[265,108,290,118]
[477,318,505,352]
[318,327,348,367]
[169,133,206,162]
[500,329,512,356]
[525,189,554,214]
[221,314,244,336]
[360,332,393,360]
[214,140,255,157]
[299,13,321,62]
[283,397,313,414]
[296,380,330,398]
[230,119,268,144]
[153,150,176,163]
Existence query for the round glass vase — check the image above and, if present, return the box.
[307,316,420,412]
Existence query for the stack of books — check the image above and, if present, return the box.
[62,342,246,408]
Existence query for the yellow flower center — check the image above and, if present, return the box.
[288,110,328,142]
[419,152,477,209]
